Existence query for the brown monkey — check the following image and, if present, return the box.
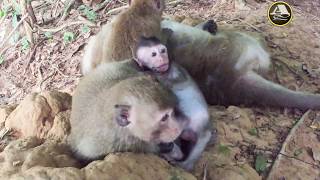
[81,0,165,75]
[68,60,186,161]
[161,19,320,110]
[133,36,212,170]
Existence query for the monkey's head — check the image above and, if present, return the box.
[135,36,170,74]
[128,0,165,15]
[114,76,186,143]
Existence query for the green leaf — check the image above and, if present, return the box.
[0,55,4,64]
[10,33,20,44]
[81,25,90,34]
[0,9,5,17]
[63,32,75,43]
[79,5,97,21]
[44,32,53,39]
[218,144,231,156]
[12,0,22,15]
[12,13,19,27]
[248,128,258,136]
[294,148,303,157]
[21,37,30,50]
[255,155,267,173]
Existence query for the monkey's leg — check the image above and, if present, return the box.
[177,129,212,171]
[195,20,218,35]
[233,71,320,110]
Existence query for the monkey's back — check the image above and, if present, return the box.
[68,60,149,160]
[102,8,163,63]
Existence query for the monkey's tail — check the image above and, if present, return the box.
[234,71,320,110]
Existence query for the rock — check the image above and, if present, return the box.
[46,110,71,142]
[0,105,16,127]
[5,91,72,140]
[84,153,196,180]
[0,137,80,178]
[194,147,261,180]
[190,106,261,180]
[0,138,196,180]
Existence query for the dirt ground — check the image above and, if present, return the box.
[0,0,320,179]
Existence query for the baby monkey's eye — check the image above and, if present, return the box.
[152,52,157,57]
[161,48,166,53]
[161,114,169,122]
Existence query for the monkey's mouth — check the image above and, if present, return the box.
[155,64,169,73]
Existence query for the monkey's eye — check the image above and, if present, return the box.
[160,114,169,122]
[161,48,166,53]
[152,52,157,57]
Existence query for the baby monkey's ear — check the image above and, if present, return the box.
[114,104,131,126]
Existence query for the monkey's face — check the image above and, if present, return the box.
[128,104,185,143]
[136,44,170,73]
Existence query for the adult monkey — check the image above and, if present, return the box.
[68,60,187,161]
[81,0,166,75]
[158,19,320,110]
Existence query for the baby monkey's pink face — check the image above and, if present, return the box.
[136,44,169,73]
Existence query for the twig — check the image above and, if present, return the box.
[93,0,112,12]
[0,128,11,140]
[234,18,263,33]
[78,16,96,26]
[267,110,311,180]
[23,39,45,74]
[272,57,305,86]
[21,0,35,45]
[0,38,23,58]
[279,153,320,169]
[0,13,8,25]
[39,70,56,90]
[167,0,184,6]
[0,14,29,51]
[202,162,208,180]
[26,0,37,24]
[36,20,96,33]
[59,0,76,22]
[106,5,128,15]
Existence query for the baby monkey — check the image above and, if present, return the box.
[134,36,212,170]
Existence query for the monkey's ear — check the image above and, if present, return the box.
[114,104,131,127]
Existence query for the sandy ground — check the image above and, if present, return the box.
[0,0,320,179]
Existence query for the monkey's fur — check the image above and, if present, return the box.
[134,37,212,170]
[81,0,165,75]
[68,60,186,160]
[161,20,320,110]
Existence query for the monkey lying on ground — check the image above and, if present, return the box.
[133,36,212,170]
[81,0,165,75]
[161,19,320,110]
[68,60,187,161]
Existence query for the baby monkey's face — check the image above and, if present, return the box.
[136,44,170,73]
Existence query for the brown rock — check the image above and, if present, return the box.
[84,153,196,180]
[46,110,71,142]
[194,146,261,180]
[4,91,72,140]
[0,138,196,180]
[40,91,72,118]
[0,105,16,127]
